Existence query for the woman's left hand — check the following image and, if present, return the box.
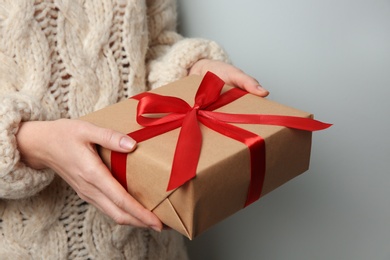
[189,59,269,97]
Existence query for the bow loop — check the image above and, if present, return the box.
[136,93,191,126]
[194,71,226,109]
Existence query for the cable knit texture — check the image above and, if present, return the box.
[0,0,229,258]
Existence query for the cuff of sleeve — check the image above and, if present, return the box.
[0,93,54,199]
[147,38,230,89]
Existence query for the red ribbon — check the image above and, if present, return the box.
[111,72,331,207]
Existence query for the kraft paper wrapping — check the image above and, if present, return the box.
[80,75,312,239]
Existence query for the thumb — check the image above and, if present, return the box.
[86,123,137,152]
[117,135,137,152]
[230,71,269,97]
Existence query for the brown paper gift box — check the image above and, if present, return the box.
[80,75,313,239]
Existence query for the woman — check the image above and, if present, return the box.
[0,0,268,259]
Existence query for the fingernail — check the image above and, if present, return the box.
[150,225,162,232]
[119,136,137,151]
[257,85,269,96]
[257,85,267,92]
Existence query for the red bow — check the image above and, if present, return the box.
[111,72,331,206]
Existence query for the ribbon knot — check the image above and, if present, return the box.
[111,72,332,207]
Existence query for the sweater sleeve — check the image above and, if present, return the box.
[0,92,55,199]
[145,0,230,89]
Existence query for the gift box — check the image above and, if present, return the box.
[80,72,330,239]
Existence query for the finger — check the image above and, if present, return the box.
[80,121,137,152]
[56,162,146,228]
[74,122,161,230]
[83,188,150,228]
[91,163,163,231]
[231,72,269,97]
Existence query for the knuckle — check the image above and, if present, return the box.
[100,128,116,145]
[76,189,90,202]
[112,196,126,210]
[80,166,97,184]
[68,120,92,140]
[235,67,244,74]
[72,120,89,133]
[111,213,129,225]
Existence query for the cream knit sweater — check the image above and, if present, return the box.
[0,0,228,258]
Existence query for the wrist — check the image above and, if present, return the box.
[16,121,50,170]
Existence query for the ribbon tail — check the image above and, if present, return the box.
[128,119,183,142]
[202,112,332,131]
[167,109,202,191]
[253,115,332,131]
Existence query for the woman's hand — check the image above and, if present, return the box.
[16,119,162,232]
[189,59,269,97]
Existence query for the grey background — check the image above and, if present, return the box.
[177,1,390,259]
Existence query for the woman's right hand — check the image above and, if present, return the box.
[16,119,162,232]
